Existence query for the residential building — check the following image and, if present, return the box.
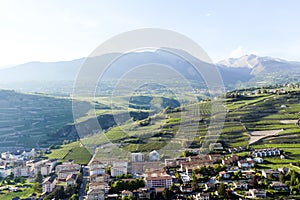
[271,181,289,191]
[248,189,266,198]
[55,162,80,181]
[238,159,254,168]
[144,170,172,188]
[149,150,160,161]
[90,174,109,183]
[253,157,264,163]
[219,171,231,179]
[121,190,133,198]
[66,173,77,186]
[42,176,57,194]
[111,161,128,177]
[131,161,161,173]
[262,169,280,179]
[194,192,211,200]
[233,181,248,190]
[131,152,144,162]
[222,155,239,166]
[87,188,105,200]
[13,165,30,177]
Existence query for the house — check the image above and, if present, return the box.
[90,173,109,183]
[89,182,110,194]
[208,154,221,162]
[121,190,133,198]
[262,169,280,179]
[149,150,160,161]
[57,169,79,181]
[45,159,58,172]
[238,159,254,169]
[144,170,172,188]
[66,173,77,186]
[233,181,248,190]
[55,162,80,173]
[89,159,106,175]
[111,161,128,177]
[164,159,176,167]
[248,189,266,198]
[180,184,192,193]
[90,167,105,176]
[189,155,210,162]
[194,192,211,200]
[253,157,264,163]
[87,188,105,200]
[222,155,239,166]
[131,152,144,162]
[209,143,223,151]
[278,167,289,175]
[242,171,254,180]
[13,165,30,177]
[180,173,190,183]
[137,188,151,199]
[0,166,11,178]
[271,181,289,191]
[42,176,57,193]
[175,158,188,166]
[219,171,231,179]
[252,149,281,157]
[55,162,80,181]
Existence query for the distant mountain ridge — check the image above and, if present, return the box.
[1,50,300,93]
[217,54,300,87]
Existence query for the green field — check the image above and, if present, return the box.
[45,87,300,165]
[47,142,92,165]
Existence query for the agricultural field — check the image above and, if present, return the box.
[0,90,91,151]
[35,87,300,166]
[46,141,92,165]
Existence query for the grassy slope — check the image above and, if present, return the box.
[46,141,92,165]
[48,88,300,166]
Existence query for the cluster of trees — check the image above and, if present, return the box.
[0,173,26,185]
[193,164,226,176]
[284,170,300,194]
[110,178,145,192]
[116,173,133,179]
[44,185,79,200]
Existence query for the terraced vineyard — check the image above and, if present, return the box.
[47,142,92,164]
[48,87,300,165]
[0,90,90,151]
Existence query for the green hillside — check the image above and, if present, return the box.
[49,86,300,165]
[0,90,90,150]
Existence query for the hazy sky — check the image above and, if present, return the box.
[1,0,300,68]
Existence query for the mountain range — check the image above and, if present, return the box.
[1,49,300,93]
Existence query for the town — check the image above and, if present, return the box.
[0,142,299,200]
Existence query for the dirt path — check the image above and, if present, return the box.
[248,129,282,145]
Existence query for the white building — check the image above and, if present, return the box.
[144,170,172,188]
[131,152,144,162]
[42,176,57,194]
[194,192,210,200]
[89,159,107,176]
[111,161,128,177]
[13,165,30,177]
[238,159,254,168]
[149,150,160,161]
[253,157,264,163]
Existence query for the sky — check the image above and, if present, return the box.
[1,0,300,68]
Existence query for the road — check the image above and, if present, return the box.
[79,166,90,200]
